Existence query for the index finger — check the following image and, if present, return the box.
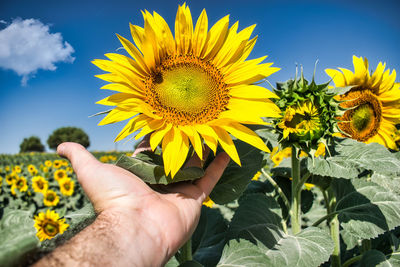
[193,152,230,197]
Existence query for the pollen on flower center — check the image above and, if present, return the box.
[339,90,382,141]
[43,221,59,236]
[145,55,229,125]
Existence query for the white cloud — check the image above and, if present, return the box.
[0,18,75,85]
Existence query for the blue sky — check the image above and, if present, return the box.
[0,0,399,153]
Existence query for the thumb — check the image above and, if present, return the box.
[57,142,103,202]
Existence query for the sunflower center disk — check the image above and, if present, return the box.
[339,91,382,141]
[145,55,229,125]
[43,221,59,236]
[156,67,211,113]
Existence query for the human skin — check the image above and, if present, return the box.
[33,142,230,267]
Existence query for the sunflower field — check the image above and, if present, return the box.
[2,3,400,267]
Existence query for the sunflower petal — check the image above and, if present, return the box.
[221,122,270,153]
[150,124,172,151]
[212,126,241,166]
[192,9,208,57]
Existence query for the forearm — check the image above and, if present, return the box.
[33,210,168,267]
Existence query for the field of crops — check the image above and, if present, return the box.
[0,151,132,266]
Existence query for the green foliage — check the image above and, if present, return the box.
[115,153,204,184]
[19,136,45,153]
[331,178,400,249]
[219,193,334,266]
[0,210,39,267]
[307,138,400,179]
[47,127,90,150]
[210,140,264,204]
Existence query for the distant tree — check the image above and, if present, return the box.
[20,136,45,153]
[47,127,90,150]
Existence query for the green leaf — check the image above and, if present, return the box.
[360,249,400,267]
[116,154,204,185]
[307,138,400,179]
[226,194,333,267]
[178,260,204,267]
[217,239,270,266]
[326,85,354,95]
[210,140,264,204]
[332,178,400,249]
[192,207,228,267]
[371,173,400,196]
[0,210,39,267]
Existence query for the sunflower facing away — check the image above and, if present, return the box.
[34,210,69,241]
[93,4,281,177]
[326,56,400,150]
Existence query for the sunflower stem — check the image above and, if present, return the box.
[179,238,192,263]
[327,188,341,267]
[290,146,301,235]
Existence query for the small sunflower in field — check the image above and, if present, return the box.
[5,166,10,172]
[54,169,67,181]
[53,160,62,169]
[100,155,109,163]
[13,165,21,173]
[59,178,75,196]
[6,172,18,185]
[61,159,69,167]
[326,56,400,150]
[34,210,69,241]
[43,190,60,206]
[32,176,49,194]
[11,176,28,195]
[44,160,52,168]
[93,3,281,177]
[27,164,38,175]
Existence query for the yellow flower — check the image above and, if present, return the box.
[34,210,69,241]
[100,155,109,163]
[66,167,73,174]
[13,165,21,173]
[108,155,117,161]
[326,56,400,150]
[5,166,10,172]
[43,166,49,173]
[6,172,18,185]
[93,4,281,177]
[315,142,326,157]
[43,190,60,206]
[251,171,262,181]
[53,169,67,181]
[61,159,69,167]
[27,164,38,175]
[278,101,322,140]
[59,178,75,196]
[53,160,62,169]
[44,160,52,168]
[11,176,28,195]
[202,196,215,208]
[32,176,49,194]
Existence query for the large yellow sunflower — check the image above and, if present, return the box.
[93,4,281,177]
[326,56,400,150]
[34,210,69,241]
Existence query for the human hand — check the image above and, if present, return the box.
[54,142,230,266]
